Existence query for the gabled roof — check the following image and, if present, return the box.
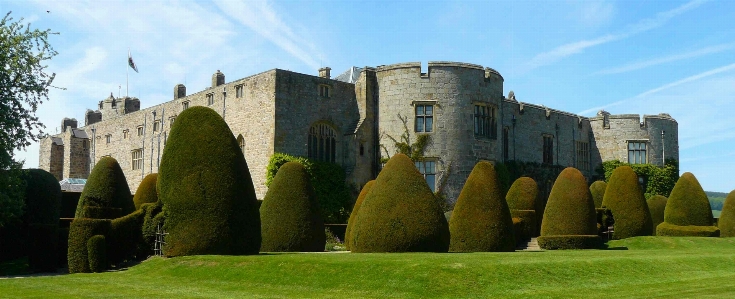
[334,66,363,84]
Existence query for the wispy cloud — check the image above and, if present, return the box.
[213,0,322,70]
[596,43,735,75]
[577,0,616,28]
[525,0,708,70]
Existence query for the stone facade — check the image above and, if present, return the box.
[39,61,679,203]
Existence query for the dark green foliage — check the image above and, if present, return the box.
[20,169,61,271]
[656,172,718,237]
[57,228,69,268]
[511,210,537,239]
[351,154,449,253]
[599,159,679,199]
[345,180,375,251]
[133,173,158,210]
[589,181,607,208]
[266,153,352,223]
[506,177,538,211]
[27,224,57,272]
[260,162,325,252]
[496,160,565,229]
[75,156,134,219]
[656,222,719,237]
[141,201,164,256]
[647,195,668,236]
[60,192,81,218]
[86,235,107,273]
[450,161,515,252]
[602,166,653,239]
[159,106,260,257]
[109,209,145,264]
[512,217,524,245]
[716,190,735,237]
[68,219,110,273]
[82,206,122,219]
[539,167,600,250]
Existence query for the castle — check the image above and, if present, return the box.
[39,61,679,202]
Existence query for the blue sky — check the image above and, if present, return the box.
[5,0,735,192]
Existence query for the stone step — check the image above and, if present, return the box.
[516,237,542,251]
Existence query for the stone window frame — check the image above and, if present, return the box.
[123,129,129,139]
[235,84,244,98]
[576,141,590,172]
[131,148,143,170]
[169,116,176,128]
[472,102,497,139]
[137,126,144,136]
[308,122,337,163]
[105,134,111,144]
[318,84,331,98]
[153,120,161,133]
[542,134,554,165]
[182,101,190,110]
[415,159,437,192]
[413,103,434,133]
[206,93,214,106]
[627,140,648,164]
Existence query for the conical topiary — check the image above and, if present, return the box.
[158,106,261,256]
[506,177,539,238]
[538,167,600,249]
[716,190,735,237]
[260,162,325,252]
[75,156,134,219]
[601,166,653,239]
[21,169,61,272]
[647,195,667,236]
[351,154,449,252]
[590,181,607,209]
[133,173,158,210]
[450,161,515,252]
[345,180,376,251]
[657,172,719,237]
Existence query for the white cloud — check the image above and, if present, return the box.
[595,43,735,75]
[577,0,616,28]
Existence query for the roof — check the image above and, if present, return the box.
[60,178,87,192]
[334,66,363,84]
[72,128,88,138]
[51,137,63,146]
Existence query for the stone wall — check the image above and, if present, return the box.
[62,129,89,179]
[38,136,64,181]
[589,113,678,168]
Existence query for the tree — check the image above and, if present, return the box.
[0,12,59,227]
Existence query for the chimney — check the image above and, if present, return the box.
[212,70,225,87]
[174,84,187,99]
[319,67,331,79]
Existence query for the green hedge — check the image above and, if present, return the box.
[589,181,607,208]
[266,153,352,224]
[57,228,69,268]
[656,222,720,237]
[109,209,146,264]
[140,201,164,256]
[75,156,134,219]
[68,219,111,273]
[27,224,58,272]
[506,177,538,211]
[537,235,602,250]
[510,210,537,239]
[133,173,158,210]
[345,180,375,251]
[159,106,261,257]
[716,190,735,237]
[664,172,713,227]
[87,235,107,273]
[351,154,449,253]
[602,166,653,239]
[512,217,525,245]
[450,161,515,252]
[647,195,668,236]
[21,169,62,272]
[539,167,599,249]
[599,159,679,199]
[82,206,122,220]
[260,162,325,252]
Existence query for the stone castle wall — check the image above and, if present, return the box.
[589,113,679,168]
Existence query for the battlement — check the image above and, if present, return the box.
[589,111,677,129]
[375,61,503,81]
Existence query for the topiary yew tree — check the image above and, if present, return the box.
[21,169,61,272]
[647,195,667,236]
[538,167,600,250]
[719,190,735,237]
[158,106,261,256]
[75,156,134,219]
[602,166,653,239]
[450,161,515,252]
[345,180,375,251]
[505,177,539,238]
[133,173,158,210]
[590,181,607,209]
[350,154,449,253]
[656,172,719,237]
[260,162,325,252]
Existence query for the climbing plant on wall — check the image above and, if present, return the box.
[598,159,679,199]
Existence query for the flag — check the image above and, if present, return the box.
[128,50,139,73]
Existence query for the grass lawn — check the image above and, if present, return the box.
[2,237,735,298]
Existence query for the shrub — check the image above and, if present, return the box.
[345,180,376,251]
[260,162,325,252]
[21,169,61,272]
[141,201,164,256]
[601,166,653,239]
[27,224,58,272]
[656,222,719,237]
[512,217,525,245]
[109,209,146,264]
[350,154,449,252]
[450,161,514,252]
[647,195,668,236]
[82,206,122,219]
[656,172,718,237]
[158,106,260,256]
[75,156,134,219]
[506,177,539,238]
[57,228,69,268]
[600,159,679,199]
[68,219,111,273]
[589,181,607,208]
[87,235,107,273]
[539,167,600,250]
[133,173,158,210]
[717,190,735,237]
[510,210,537,239]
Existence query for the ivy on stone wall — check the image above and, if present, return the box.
[379,113,430,163]
[598,159,679,199]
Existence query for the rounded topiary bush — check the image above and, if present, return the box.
[647,195,667,236]
[345,180,376,251]
[109,209,146,264]
[68,219,111,273]
[21,169,62,272]
[657,172,718,237]
[538,167,600,250]
[133,173,158,210]
[87,235,107,273]
[506,177,539,238]
[590,181,607,209]
[716,190,735,237]
[601,166,653,239]
[350,154,449,253]
[260,162,325,252]
[450,161,515,252]
[159,106,261,256]
[75,156,134,219]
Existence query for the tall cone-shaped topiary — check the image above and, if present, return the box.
[158,106,261,256]
[260,162,325,252]
[21,169,61,272]
[657,172,719,237]
[351,154,449,252]
[345,180,375,251]
[75,156,134,219]
[602,166,653,239]
[133,173,158,210]
[590,181,607,209]
[506,177,539,238]
[539,167,600,249]
[647,195,667,236]
[450,161,515,252]
[719,190,735,237]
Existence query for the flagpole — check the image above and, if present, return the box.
[127,48,129,98]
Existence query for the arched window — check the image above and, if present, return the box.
[237,134,245,155]
[308,123,336,163]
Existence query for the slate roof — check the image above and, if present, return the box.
[333,66,362,84]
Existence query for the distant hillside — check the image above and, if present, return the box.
[706,191,730,198]
[707,191,729,211]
